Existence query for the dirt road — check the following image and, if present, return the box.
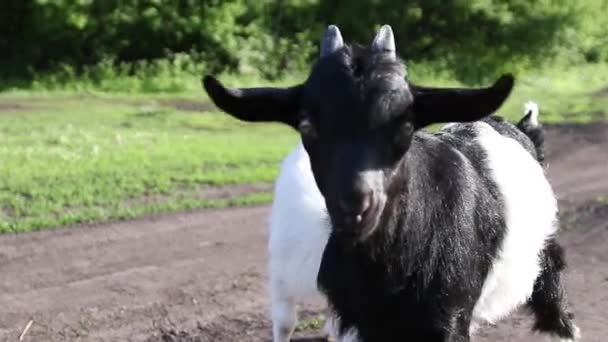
[1,124,607,342]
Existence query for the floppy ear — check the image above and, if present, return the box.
[410,74,515,129]
[202,75,302,129]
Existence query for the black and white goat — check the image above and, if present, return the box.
[203,25,579,342]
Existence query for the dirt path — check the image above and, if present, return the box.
[0,124,607,342]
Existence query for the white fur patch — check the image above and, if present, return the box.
[324,315,360,342]
[442,122,461,131]
[525,100,540,127]
[268,142,328,300]
[471,122,558,326]
[268,142,337,341]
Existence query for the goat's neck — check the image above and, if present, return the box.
[351,158,412,255]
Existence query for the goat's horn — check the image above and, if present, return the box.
[371,25,396,59]
[321,25,344,57]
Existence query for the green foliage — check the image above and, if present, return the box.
[318,0,582,83]
[1,1,607,84]
[295,314,326,332]
[28,53,206,93]
[0,0,316,80]
[556,1,608,64]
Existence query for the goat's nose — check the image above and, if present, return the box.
[338,191,372,223]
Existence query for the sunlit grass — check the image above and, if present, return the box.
[408,62,608,124]
[295,313,326,332]
[0,97,296,232]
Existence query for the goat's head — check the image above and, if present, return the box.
[203,25,514,242]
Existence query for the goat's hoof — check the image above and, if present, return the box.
[558,323,581,342]
[323,333,336,342]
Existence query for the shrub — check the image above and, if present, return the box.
[0,0,606,84]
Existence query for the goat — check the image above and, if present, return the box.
[203,25,579,342]
[266,99,548,342]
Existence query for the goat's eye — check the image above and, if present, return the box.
[393,121,414,152]
[298,118,317,142]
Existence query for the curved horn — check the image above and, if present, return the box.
[371,25,396,59]
[411,74,515,129]
[321,25,344,57]
[202,75,302,129]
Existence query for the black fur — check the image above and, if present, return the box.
[318,127,506,341]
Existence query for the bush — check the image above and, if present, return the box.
[0,0,606,84]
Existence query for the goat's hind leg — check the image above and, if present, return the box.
[528,238,580,341]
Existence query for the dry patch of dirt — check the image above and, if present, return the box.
[592,86,608,98]
[123,183,273,209]
[0,102,46,113]
[158,99,215,113]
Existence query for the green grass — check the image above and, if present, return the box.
[497,63,608,124]
[295,314,326,332]
[406,62,608,124]
[0,62,607,233]
[0,96,296,232]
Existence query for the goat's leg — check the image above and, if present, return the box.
[271,292,297,342]
[528,238,580,342]
[445,310,472,342]
[426,309,472,342]
[322,307,339,341]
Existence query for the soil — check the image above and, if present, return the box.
[1,123,607,342]
[0,103,41,112]
[158,99,215,113]
[0,96,214,115]
[592,86,608,98]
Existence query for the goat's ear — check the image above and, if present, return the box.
[410,74,514,129]
[202,75,302,129]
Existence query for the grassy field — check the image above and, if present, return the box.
[1,63,607,233]
[0,95,297,232]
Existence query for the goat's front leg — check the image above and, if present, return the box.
[427,308,472,342]
[270,291,297,342]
